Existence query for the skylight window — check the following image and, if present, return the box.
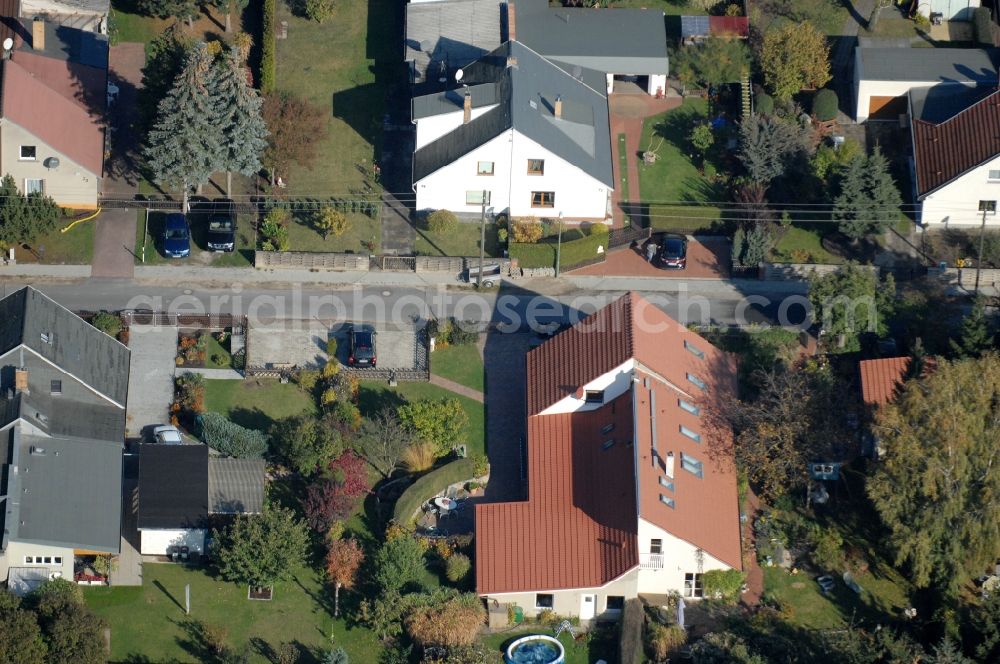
[659,494,675,508]
[679,399,700,416]
[602,423,615,434]
[680,425,701,443]
[686,373,707,391]
[684,340,705,359]
[602,440,615,450]
[681,453,704,478]
[659,476,674,491]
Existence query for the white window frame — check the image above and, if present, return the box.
[684,572,704,598]
[54,556,62,564]
[535,593,554,609]
[684,340,705,359]
[978,200,997,215]
[649,538,663,555]
[477,161,494,176]
[24,178,44,195]
[466,190,491,206]
[19,145,37,161]
[659,494,675,508]
[988,169,1000,182]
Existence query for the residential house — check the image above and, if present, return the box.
[476,293,742,620]
[859,356,912,407]
[412,40,613,220]
[404,0,501,92]
[137,444,266,556]
[0,286,129,594]
[0,13,107,208]
[909,86,1000,227]
[852,47,999,122]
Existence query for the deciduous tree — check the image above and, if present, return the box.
[759,21,831,102]
[212,43,268,196]
[325,538,364,617]
[359,408,413,478]
[672,37,750,89]
[0,590,46,664]
[808,263,895,352]
[690,124,714,173]
[867,354,1000,593]
[29,580,104,664]
[271,415,344,475]
[315,207,350,239]
[302,478,356,533]
[326,450,370,496]
[398,398,468,456]
[261,92,327,185]
[213,507,309,588]
[144,42,222,210]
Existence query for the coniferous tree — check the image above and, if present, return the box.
[212,42,268,195]
[834,147,902,240]
[144,42,222,211]
[867,147,903,234]
[950,296,993,358]
[832,155,869,239]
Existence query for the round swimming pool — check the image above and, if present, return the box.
[505,634,566,664]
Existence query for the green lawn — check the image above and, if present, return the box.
[756,0,849,36]
[275,0,401,196]
[204,334,233,369]
[287,211,381,254]
[770,226,843,264]
[85,563,383,663]
[638,98,725,231]
[204,378,317,432]
[358,381,485,457]
[430,343,484,392]
[608,0,698,14]
[414,221,500,257]
[763,565,911,630]
[15,217,95,265]
[135,211,255,267]
[110,3,236,45]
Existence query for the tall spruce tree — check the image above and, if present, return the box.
[144,43,222,210]
[834,147,902,240]
[950,296,993,358]
[832,155,869,239]
[212,42,268,196]
[867,147,903,235]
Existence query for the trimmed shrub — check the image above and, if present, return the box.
[702,569,746,603]
[588,222,609,236]
[91,311,122,338]
[511,220,544,243]
[975,6,992,46]
[756,93,774,116]
[392,457,476,523]
[399,398,468,457]
[427,210,459,233]
[261,0,276,93]
[445,553,471,583]
[812,88,838,122]
[304,0,335,22]
[199,412,268,458]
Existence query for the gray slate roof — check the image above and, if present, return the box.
[856,47,1000,83]
[413,41,613,187]
[209,457,266,515]
[17,19,109,69]
[405,0,501,86]
[7,430,122,553]
[0,287,130,406]
[908,84,997,123]
[138,444,209,530]
[412,82,500,119]
[514,0,668,76]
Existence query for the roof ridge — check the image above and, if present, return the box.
[510,39,607,99]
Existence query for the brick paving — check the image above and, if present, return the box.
[573,237,731,279]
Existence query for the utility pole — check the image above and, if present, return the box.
[975,206,987,294]
[477,191,486,288]
[554,212,564,277]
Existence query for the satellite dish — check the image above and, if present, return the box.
[2,38,13,51]
[44,157,60,169]
[455,69,464,82]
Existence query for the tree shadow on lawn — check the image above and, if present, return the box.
[228,406,278,435]
[356,384,407,418]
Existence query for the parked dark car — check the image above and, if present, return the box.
[348,325,377,367]
[162,213,191,258]
[206,205,236,252]
[655,234,687,270]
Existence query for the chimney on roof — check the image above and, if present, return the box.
[508,1,516,41]
[32,17,44,51]
[463,88,472,124]
[554,95,563,119]
[14,368,28,394]
[665,451,674,478]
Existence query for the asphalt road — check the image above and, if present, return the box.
[0,279,814,330]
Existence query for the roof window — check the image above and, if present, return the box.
[679,399,700,416]
[686,373,707,391]
[680,425,701,443]
[684,340,705,359]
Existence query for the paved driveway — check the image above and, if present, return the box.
[249,322,418,370]
[482,331,532,502]
[573,236,731,279]
[125,325,179,437]
[91,209,137,279]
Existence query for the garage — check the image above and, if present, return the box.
[867,95,908,121]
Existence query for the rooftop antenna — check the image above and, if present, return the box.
[2,38,13,59]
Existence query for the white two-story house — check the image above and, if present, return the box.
[475,293,742,620]
[411,40,613,221]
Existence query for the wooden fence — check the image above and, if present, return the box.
[254,251,370,271]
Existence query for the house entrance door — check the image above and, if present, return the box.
[579,594,596,620]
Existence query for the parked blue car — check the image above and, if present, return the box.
[163,213,190,258]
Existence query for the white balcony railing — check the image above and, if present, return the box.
[639,553,664,570]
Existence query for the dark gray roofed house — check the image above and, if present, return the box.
[856,47,1000,82]
[405,0,502,90]
[209,457,267,515]
[412,41,613,188]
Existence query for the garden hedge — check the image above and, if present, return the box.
[261,0,276,93]
[509,229,607,270]
[393,457,477,524]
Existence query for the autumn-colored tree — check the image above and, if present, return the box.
[261,91,327,185]
[315,207,350,239]
[302,478,358,534]
[759,22,831,102]
[325,538,364,617]
[867,354,1000,594]
[326,451,370,497]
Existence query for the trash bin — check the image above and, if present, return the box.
[512,606,524,624]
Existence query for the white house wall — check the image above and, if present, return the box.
[415,130,610,219]
[139,529,206,555]
[647,74,667,96]
[0,120,100,209]
[920,153,1000,227]
[0,541,75,585]
[415,106,497,149]
[483,568,640,620]
[635,518,732,596]
[539,359,636,415]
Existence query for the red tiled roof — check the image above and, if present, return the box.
[912,88,1000,197]
[859,357,911,405]
[477,293,742,594]
[476,395,639,594]
[2,54,105,175]
[708,16,749,38]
